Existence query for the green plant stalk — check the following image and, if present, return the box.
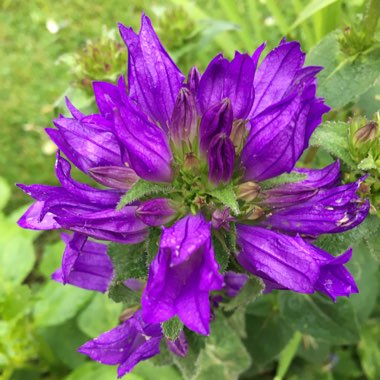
[265,0,290,35]
[291,0,316,48]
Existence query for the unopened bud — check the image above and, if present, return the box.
[236,181,260,202]
[354,121,378,143]
[246,206,264,220]
[136,198,177,227]
[230,119,248,151]
[187,66,200,96]
[89,166,138,190]
[183,152,200,170]
[199,98,233,153]
[169,87,197,145]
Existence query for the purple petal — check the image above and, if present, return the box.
[118,14,185,129]
[241,84,329,181]
[93,81,123,118]
[142,214,223,335]
[17,201,61,230]
[113,100,173,182]
[52,233,113,292]
[78,310,162,377]
[208,133,235,184]
[197,54,229,115]
[249,41,305,116]
[223,52,256,119]
[223,272,249,297]
[186,66,201,97]
[65,97,84,120]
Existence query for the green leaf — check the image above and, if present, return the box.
[0,177,10,211]
[307,32,380,109]
[274,331,302,380]
[145,228,162,266]
[108,242,147,281]
[134,360,182,380]
[108,282,140,305]
[38,319,88,369]
[358,153,377,170]
[117,179,172,210]
[259,172,307,189]
[222,276,264,312]
[310,121,356,167]
[39,240,65,278]
[33,282,93,327]
[358,319,380,380]
[279,293,360,344]
[0,216,36,287]
[243,306,294,375]
[162,316,183,341]
[208,183,240,214]
[289,0,339,30]
[195,312,251,380]
[211,232,230,272]
[77,293,123,337]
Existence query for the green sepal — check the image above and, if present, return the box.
[162,316,184,341]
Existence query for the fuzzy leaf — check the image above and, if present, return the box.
[107,242,147,281]
[358,320,380,380]
[279,293,360,345]
[145,228,162,266]
[208,183,240,214]
[195,312,251,380]
[310,121,356,167]
[117,179,172,210]
[307,32,380,109]
[162,317,184,341]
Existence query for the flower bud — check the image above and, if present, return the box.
[89,166,138,190]
[354,121,378,143]
[183,152,200,170]
[199,98,233,153]
[166,331,188,357]
[136,198,177,227]
[230,119,248,152]
[169,87,197,145]
[236,181,260,202]
[187,66,200,96]
[208,133,235,185]
[246,206,264,220]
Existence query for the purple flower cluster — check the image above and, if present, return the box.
[18,14,369,377]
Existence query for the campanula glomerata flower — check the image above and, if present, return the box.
[18,13,369,376]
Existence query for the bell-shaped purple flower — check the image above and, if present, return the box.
[51,233,113,293]
[135,198,177,227]
[78,310,162,377]
[199,99,233,154]
[262,177,370,237]
[141,214,223,335]
[236,225,358,300]
[208,133,235,184]
[113,99,173,182]
[89,166,139,190]
[169,87,197,145]
[118,14,185,129]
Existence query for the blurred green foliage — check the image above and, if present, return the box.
[1,0,380,379]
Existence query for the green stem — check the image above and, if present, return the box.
[363,0,380,40]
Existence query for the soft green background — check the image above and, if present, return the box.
[0,0,379,379]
